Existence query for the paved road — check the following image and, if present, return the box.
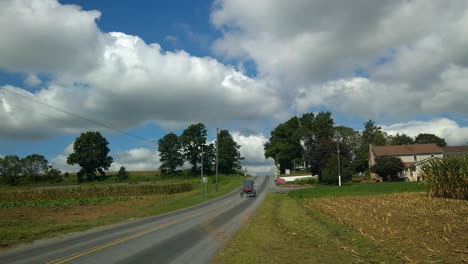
[0,176,273,264]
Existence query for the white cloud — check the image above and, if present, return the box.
[110,148,160,172]
[232,132,275,175]
[212,0,468,118]
[0,0,284,140]
[51,143,80,172]
[24,74,42,86]
[382,118,468,146]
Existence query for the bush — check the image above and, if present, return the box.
[294,178,318,185]
[422,155,468,199]
[117,166,129,181]
[321,155,353,185]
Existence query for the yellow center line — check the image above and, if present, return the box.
[47,200,234,264]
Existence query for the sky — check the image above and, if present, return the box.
[1,0,467,174]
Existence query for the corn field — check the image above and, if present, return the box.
[0,183,192,208]
[421,155,468,199]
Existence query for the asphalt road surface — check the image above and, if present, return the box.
[0,176,273,264]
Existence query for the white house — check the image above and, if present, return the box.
[369,144,444,182]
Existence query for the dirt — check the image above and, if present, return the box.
[306,192,468,263]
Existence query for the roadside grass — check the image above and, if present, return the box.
[288,181,426,199]
[214,182,466,263]
[212,193,398,264]
[0,174,246,250]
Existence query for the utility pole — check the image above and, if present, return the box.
[200,145,203,195]
[215,128,219,192]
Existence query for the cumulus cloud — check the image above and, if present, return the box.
[233,132,275,175]
[51,143,160,173]
[110,148,160,172]
[0,0,283,140]
[24,74,42,86]
[382,118,468,146]
[212,0,468,118]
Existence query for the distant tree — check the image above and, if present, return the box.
[370,156,405,181]
[0,155,22,185]
[22,154,48,182]
[180,123,207,174]
[117,166,128,181]
[217,129,243,174]
[310,139,350,181]
[334,125,360,160]
[415,133,447,147]
[321,155,353,185]
[44,165,62,183]
[67,131,113,182]
[389,133,414,145]
[158,133,184,175]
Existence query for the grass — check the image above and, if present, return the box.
[288,181,426,199]
[212,193,398,264]
[214,181,467,263]
[0,174,246,250]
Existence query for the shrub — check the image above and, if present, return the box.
[421,155,468,199]
[321,155,353,184]
[117,166,129,181]
[294,178,318,185]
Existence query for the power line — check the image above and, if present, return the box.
[0,87,156,148]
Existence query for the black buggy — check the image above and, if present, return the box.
[240,180,256,197]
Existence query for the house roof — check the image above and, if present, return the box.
[442,146,468,154]
[372,144,444,156]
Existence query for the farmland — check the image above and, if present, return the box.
[0,174,245,250]
[213,183,468,264]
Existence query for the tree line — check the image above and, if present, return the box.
[0,154,62,185]
[158,123,243,176]
[264,111,447,184]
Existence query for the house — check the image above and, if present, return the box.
[442,145,468,157]
[369,144,444,182]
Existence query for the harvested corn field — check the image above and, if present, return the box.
[306,193,468,263]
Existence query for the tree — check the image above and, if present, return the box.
[217,129,243,174]
[298,112,316,171]
[370,156,405,181]
[264,116,303,173]
[158,133,184,175]
[117,166,128,181]
[310,139,350,180]
[355,120,387,174]
[321,155,353,185]
[389,133,414,145]
[67,131,113,182]
[180,123,207,174]
[415,133,447,147]
[202,143,216,175]
[44,165,62,183]
[22,154,48,182]
[0,155,22,185]
[311,111,334,142]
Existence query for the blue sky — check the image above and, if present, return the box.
[1,0,467,173]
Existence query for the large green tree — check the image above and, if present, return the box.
[264,116,303,173]
[311,111,334,142]
[22,154,48,182]
[415,133,447,147]
[321,154,353,185]
[67,131,113,182]
[158,132,184,175]
[217,129,243,174]
[180,123,207,174]
[370,156,405,181]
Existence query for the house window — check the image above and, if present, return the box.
[413,155,417,161]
